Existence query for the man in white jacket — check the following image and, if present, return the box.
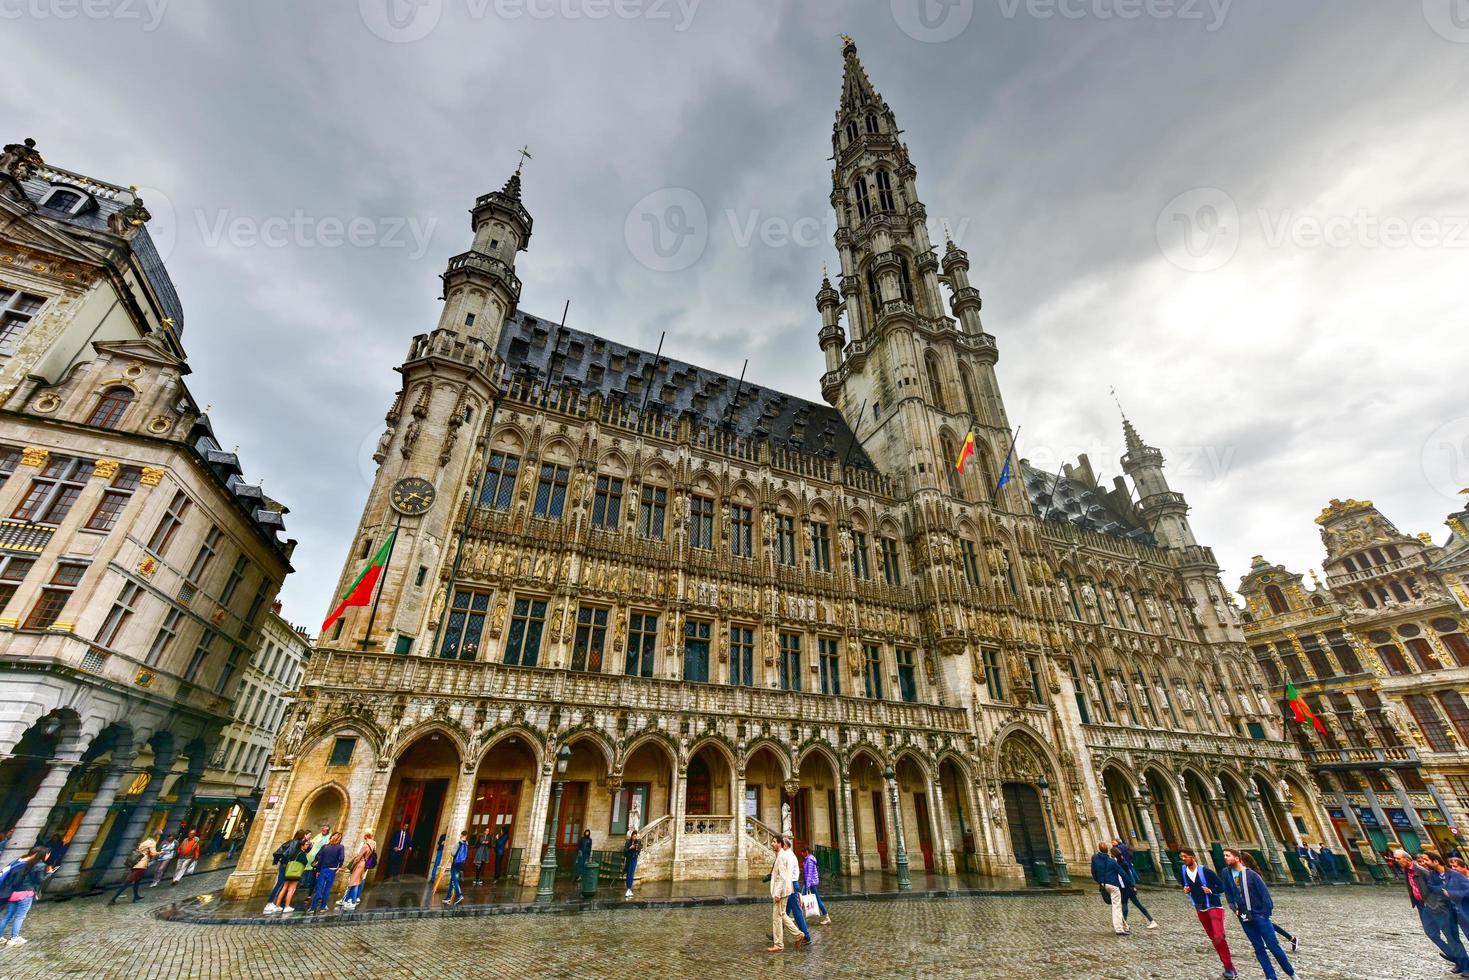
[766,839,806,952]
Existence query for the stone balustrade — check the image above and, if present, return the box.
[1083,723,1301,764]
[683,815,734,835]
[307,651,971,734]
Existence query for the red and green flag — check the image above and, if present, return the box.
[322,531,396,632]
[1284,682,1326,734]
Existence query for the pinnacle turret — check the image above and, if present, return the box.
[838,35,879,113]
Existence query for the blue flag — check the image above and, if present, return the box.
[995,457,1011,491]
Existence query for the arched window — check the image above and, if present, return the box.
[941,433,962,497]
[959,365,980,420]
[845,120,858,144]
[854,176,871,220]
[1264,585,1288,615]
[87,387,133,429]
[924,351,946,410]
[866,270,882,319]
[874,169,895,212]
[1390,581,1410,602]
[42,189,84,213]
[865,112,879,134]
[897,254,915,304]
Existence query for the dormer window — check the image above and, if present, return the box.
[865,112,880,134]
[87,387,134,429]
[40,187,86,214]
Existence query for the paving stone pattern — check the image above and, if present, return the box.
[0,871,1458,979]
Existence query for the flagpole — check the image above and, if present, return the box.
[990,425,1021,506]
[360,511,403,651]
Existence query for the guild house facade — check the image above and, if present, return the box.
[227,42,1329,899]
[0,138,294,892]
[1239,495,1469,862]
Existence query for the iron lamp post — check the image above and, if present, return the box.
[884,765,912,891]
[536,744,572,902]
[1037,776,1071,885]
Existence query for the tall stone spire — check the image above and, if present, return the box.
[838,35,880,113]
[1117,408,1195,550]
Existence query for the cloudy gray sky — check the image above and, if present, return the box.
[7,0,1468,629]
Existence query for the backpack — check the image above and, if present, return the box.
[0,860,21,901]
[365,847,377,870]
[127,847,145,867]
[273,840,293,865]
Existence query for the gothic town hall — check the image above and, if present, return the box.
[227,42,1328,899]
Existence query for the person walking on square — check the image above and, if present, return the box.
[150,833,178,887]
[1091,841,1129,935]
[445,831,469,905]
[473,832,491,886]
[171,829,202,885]
[1112,846,1157,930]
[1237,853,1300,953]
[1224,848,1294,980]
[800,845,831,925]
[623,829,641,898]
[492,826,509,882]
[384,822,410,881]
[1317,841,1336,882]
[263,830,308,914]
[306,832,346,914]
[1444,855,1469,939]
[1113,837,1135,876]
[1400,849,1469,973]
[1179,848,1236,978]
[108,834,158,905]
[779,838,813,944]
[764,839,806,952]
[340,832,375,910]
[575,830,593,883]
[0,847,49,947]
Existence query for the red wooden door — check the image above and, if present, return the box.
[555,782,589,868]
[471,779,521,847]
[871,791,888,868]
[913,792,935,870]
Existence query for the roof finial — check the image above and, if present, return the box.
[515,144,533,176]
[1110,385,1127,420]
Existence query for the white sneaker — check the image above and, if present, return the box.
[262,903,278,914]
[624,888,633,898]
[9,936,29,947]
[280,907,295,916]
[1147,921,1159,930]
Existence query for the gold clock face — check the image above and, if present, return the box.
[390,477,436,516]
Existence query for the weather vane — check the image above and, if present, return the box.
[1109,385,1127,419]
[515,145,533,174]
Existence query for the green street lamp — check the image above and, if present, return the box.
[883,765,912,891]
[536,744,572,902]
[1037,776,1071,885]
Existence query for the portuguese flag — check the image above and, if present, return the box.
[322,531,396,632]
[1285,682,1326,734]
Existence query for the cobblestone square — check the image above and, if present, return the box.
[0,871,1459,979]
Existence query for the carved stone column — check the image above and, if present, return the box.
[519,759,555,886]
[927,771,955,875]
[52,743,139,891]
[0,748,82,860]
[1245,790,1289,881]
[837,770,859,877]
[104,747,180,878]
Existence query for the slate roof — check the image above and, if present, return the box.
[18,169,185,333]
[1021,460,1155,544]
[496,309,876,471]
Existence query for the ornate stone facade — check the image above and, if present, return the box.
[227,43,1323,900]
[1240,496,1469,862]
[0,140,295,889]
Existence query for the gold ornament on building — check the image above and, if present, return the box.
[92,459,120,480]
[140,466,166,486]
[20,447,49,467]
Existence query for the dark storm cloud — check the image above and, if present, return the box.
[5,0,1465,624]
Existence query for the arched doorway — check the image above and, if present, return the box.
[1253,774,1295,853]
[846,750,887,872]
[302,785,347,838]
[379,732,461,877]
[744,745,788,835]
[996,733,1055,884]
[1219,773,1256,847]
[1185,770,1224,846]
[465,735,538,883]
[795,748,839,857]
[1145,769,1183,849]
[939,758,978,874]
[0,712,70,842]
[1102,766,1142,846]
[895,754,935,872]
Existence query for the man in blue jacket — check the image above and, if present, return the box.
[1402,849,1469,973]
[1179,847,1237,979]
[1224,848,1293,979]
[445,831,468,906]
[1090,841,1128,935]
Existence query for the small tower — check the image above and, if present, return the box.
[1120,415,1197,549]
[324,163,532,655]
